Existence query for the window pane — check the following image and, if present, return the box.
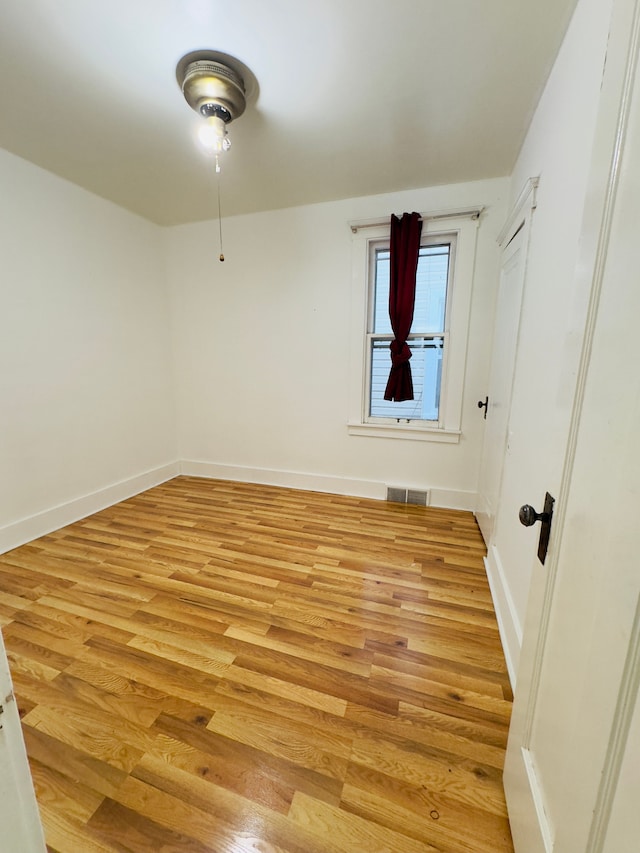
[373,252,391,333]
[372,245,449,335]
[414,246,449,332]
[369,337,443,421]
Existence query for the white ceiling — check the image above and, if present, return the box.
[0,0,578,226]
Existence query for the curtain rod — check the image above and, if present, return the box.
[349,207,484,234]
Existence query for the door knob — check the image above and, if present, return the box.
[477,396,489,419]
[518,504,548,527]
[518,493,555,564]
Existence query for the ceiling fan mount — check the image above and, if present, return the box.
[177,57,247,124]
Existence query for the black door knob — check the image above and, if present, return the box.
[519,493,555,565]
[477,396,489,419]
[519,504,547,527]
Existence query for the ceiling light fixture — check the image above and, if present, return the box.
[176,54,247,173]
[176,51,252,262]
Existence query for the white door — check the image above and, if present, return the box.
[476,179,537,546]
[504,0,640,848]
[0,631,46,853]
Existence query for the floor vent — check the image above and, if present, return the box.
[386,487,429,506]
[407,489,428,507]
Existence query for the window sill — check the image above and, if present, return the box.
[347,422,461,443]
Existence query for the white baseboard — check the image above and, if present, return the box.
[180,460,477,511]
[474,496,493,545]
[0,462,180,555]
[430,488,477,512]
[504,745,554,853]
[484,543,522,689]
[179,460,386,500]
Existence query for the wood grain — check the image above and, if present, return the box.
[1,476,514,852]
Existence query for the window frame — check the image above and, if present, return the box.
[365,236,455,426]
[348,212,480,443]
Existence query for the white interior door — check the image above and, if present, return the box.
[0,631,46,853]
[476,180,536,546]
[504,0,640,848]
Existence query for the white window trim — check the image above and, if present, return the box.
[347,212,480,442]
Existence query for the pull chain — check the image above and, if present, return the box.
[216,155,224,262]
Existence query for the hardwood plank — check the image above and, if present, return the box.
[115,768,329,853]
[288,790,438,853]
[343,702,508,769]
[212,678,357,741]
[2,619,90,660]
[88,798,217,853]
[24,601,137,645]
[369,646,508,700]
[13,668,161,730]
[36,802,122,853]
[369,662,511,712]
[22,706,146,774]
[224,662,349,715]
[29,758,104,824]
[6,647,62,682]
[126,634,234,677]
[207,704,351,781]
[230,623,374,677]
[23,725,128,800]
[0,630,74,672]
[150,712,331,812]
[347,730,508,817]
[341,774,512,853]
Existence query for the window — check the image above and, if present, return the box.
[348,212,479,443]
[367,239,453,424]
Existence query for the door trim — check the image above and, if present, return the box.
[477,177,538,683]
[0,632,47,851]
[586,598,640,852]
[497,177,539,247]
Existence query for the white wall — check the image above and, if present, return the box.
[0,150,177,551]
[483,0,613,679]
[166,178,508,508]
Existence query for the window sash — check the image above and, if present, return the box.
[371,244,451,336]
[366,333,447,423]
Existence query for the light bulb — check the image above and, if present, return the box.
[197,116,230,154]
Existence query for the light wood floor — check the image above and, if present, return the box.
[0,476,514,853]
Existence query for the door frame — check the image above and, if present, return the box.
[0,631,47,852]
[476,177,537,685]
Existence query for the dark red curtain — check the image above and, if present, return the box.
[384,211,423,402]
